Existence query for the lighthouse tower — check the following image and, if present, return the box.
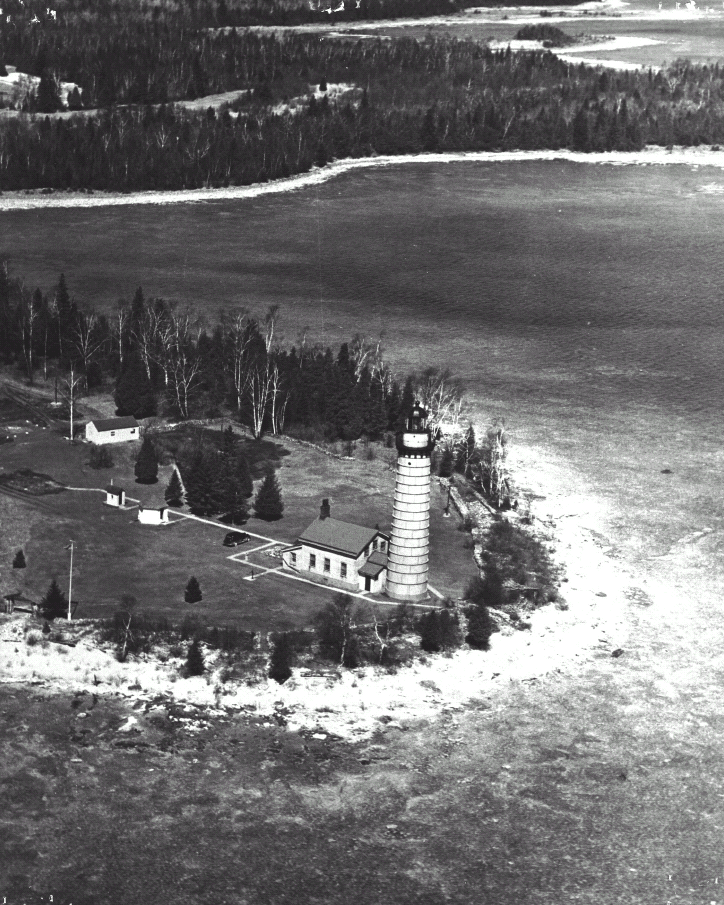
[386,402,435,602]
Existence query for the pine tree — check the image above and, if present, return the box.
[12,549,26,569]
[114,352,156,418]
[134,435,158,484]
[219,457,249,524]
[183,449,222,516]
[41,579,68,621]
[184,576,202,603]
[269,633,294,684]
[186,638,205,676]
[253,465,284,521]
[35,69,62,113]
[165,469,184,507]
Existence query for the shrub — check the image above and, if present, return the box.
[465,604,496,650]
[418,605,462,653]
[186,639,205,676]
[464,565,506,610]
[269,633,295,684]
[314,594,359,666]
[89,446,114,468]
[12,549,26,568]
[184,576,202,603]
[25,632,40,647]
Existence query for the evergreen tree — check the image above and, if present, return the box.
[253,464,283,520]
[12,549,26,569]
[269,633,294,684]
[35,69,62,113]
[183,449,223,516]
[41,578,68,621]
[184,576,202,603]
[219,457,249,524]
[165,469,184,507]
[134,435,158,484]
[114,352,156,418]
[186,638,205,676]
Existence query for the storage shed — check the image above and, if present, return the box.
[137,505,169,526]
[86,417,140,445]
[105,485,126,507]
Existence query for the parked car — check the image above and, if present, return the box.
[223,531,250,547]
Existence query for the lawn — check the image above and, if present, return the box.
[0,421,478,631]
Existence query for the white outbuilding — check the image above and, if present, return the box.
[105,485,126,507]
[85,416,140,445]
[138,505,169,526]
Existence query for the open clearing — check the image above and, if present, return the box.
[0,413,477,630]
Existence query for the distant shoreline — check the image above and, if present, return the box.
[3,145,724,211]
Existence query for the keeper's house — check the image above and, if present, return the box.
[282,500,389,593]
[86,416,140,445]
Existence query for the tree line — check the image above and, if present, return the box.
[2,34,724,190]
[0,263,467,446]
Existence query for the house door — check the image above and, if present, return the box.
[364,576,371,592]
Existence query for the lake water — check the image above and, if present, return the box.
[5,157,724,575]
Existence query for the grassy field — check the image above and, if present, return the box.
[0,415,478,631]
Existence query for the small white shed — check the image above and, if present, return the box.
[105,485,126,507]
[86,416,140,445]
[138,505,169,526]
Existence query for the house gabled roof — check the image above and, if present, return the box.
[89,416,139,432]
[299,517,385,558]
[358,550,388,579]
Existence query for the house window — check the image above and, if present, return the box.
[290,552,297,566]
[372,539,377,551]
[379,540,386,552]
[130,429,136,434]
[323,558,330,573]
[340,562,347,579]
[110,431,115,436]
[309,553,316,570]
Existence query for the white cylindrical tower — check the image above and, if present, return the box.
[386,402,434,602]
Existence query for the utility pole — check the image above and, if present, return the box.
[67,540,74,621]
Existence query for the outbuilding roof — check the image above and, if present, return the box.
[105,485,124,495]
[358,550,388,579]
[89,416,139,432]
[299,517,384,558]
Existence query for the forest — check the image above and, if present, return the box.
[2,26,724,191]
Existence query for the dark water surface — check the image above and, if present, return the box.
[5,158,724,558]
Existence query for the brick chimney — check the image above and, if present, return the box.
[320,499,331,520]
